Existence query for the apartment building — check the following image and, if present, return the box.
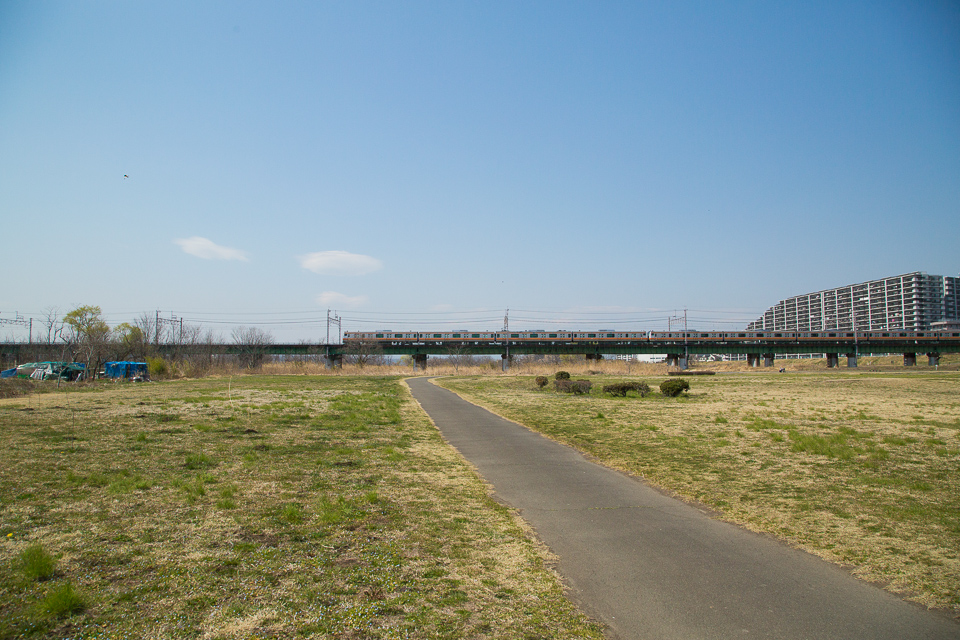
[748,272,960,332]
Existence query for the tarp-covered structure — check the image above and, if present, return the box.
[15,362,86,381]
[104,361,148,380]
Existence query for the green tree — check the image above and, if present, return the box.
[115,323,148,360]
[63,305,112,377]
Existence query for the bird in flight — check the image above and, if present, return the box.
[123,174,129,179]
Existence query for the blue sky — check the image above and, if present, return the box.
[2,1,958,341]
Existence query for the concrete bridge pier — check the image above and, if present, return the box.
[666,354,683,368]
[846,354,858,368]
[763,354,775,367]
[325,354,343,369]
[585,353,604,364]
[500,354,513,371]
[928,353,940,367]
[826,353,839,368]
[413,354,428,371]
[903,353,916,367]
[746,354,760,368]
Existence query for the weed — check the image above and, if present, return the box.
[279,502,304,524]
[36,581,86,618]
[185,452,216,469]
[20,543,56,581]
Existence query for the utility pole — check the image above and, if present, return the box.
[326,309,341,344]
[667,309,687,332]
[503,308,510,372]
[0,313,32,343]
[156,311,184,349]
[668,309,689,368]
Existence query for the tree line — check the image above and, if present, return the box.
[10,305,275,377]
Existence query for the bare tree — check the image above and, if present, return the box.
[446,344,476,374]
[344,340,385,369]
[232,326,273,369]
[175,325,222,376]
[134,312,161,349]
[41,306,64,345]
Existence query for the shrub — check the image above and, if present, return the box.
[659,378,690,397]
[555,371,571,380]
[571,380,592,395]
[554,379,591,394]
[148,357,169,378]
[535,376,549,389]
[20,543,56,581]
[603,381,650,397]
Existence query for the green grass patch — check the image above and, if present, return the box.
[0,376,603,638]
[19,544,56,581]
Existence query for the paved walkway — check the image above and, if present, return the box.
[406,377,960,640]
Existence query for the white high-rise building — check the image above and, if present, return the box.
[748,272,960,332]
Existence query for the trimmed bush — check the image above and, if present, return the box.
[554,379,592,395]
[602,381,650,397]
[571,380,592,395]
[659,378,690,397]
[535,376,549,389]
[555,371,571,380]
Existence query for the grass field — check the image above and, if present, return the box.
[437,371,960,613]
[0,376,604,639]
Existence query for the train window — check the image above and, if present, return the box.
[510,333,519,338]
[433,334,441,338]
[452,334,461,338]
[376,334,384,339]
[549,334,557,338]
[530,334,538,338]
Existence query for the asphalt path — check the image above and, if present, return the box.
[406,377,960,640]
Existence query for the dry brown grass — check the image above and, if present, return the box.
[438,368,960,612]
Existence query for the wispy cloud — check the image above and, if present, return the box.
[316,291,368,308]
[299,251,382,276]
[174,237,249,261]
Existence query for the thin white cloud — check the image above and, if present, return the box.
[316,291,368,308]
[299,250,382,276]
[174,237,249,261]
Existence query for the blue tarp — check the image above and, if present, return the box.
[1,368,16,378]
[104,361,148,379]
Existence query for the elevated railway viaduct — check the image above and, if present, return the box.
[3,335,956,371]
